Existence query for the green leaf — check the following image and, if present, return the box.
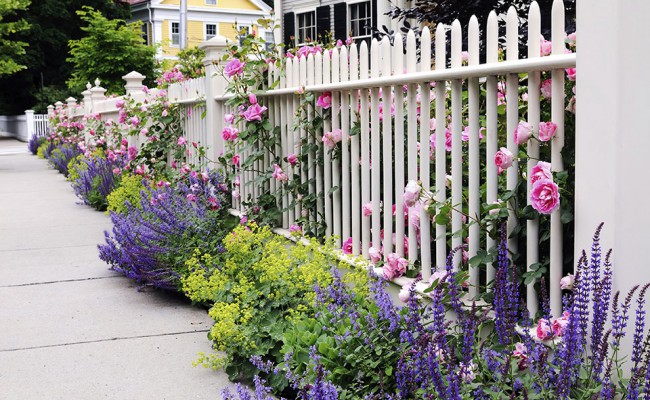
[521,205,539,220]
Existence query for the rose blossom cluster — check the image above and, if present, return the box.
[316,92,332,109]
[529,161,560,214]
[321,128,342,149]
[536,311,571,340]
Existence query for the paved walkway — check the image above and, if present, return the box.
[0,138,230,399]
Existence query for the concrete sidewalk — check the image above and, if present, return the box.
[0,138,230,399]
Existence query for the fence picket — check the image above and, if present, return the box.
[419,27,432,280]
[371,39,382,253]
[393,33,406,259]
[331,48,342,246]
[323,51,333,238]
[506,7,520,261]
[527,1,542,316]
[451,20,463,271]
[381,37,394,257]
[434,25,447,270]
[281,58,290,226]
[550,0,566,318]
[359,42,371,256]
[349,45,362,255]
[340,46,351,242]
[486,11,499,288]
[307,53,316,228]
[468,16,481,297]
[315,52,324,229]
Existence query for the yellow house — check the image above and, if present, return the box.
[128,0,272,59]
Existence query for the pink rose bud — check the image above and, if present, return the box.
[177,136,187,146]
[565,68,576,81]
[514,121,532,145]
[287,153,298,166]
[368,247,382,264]
[316,92,332,109]
[362,202,373,217]
[552,311,571,337]
[224,113,235,124]
[232,154,240,167]
[248,93,257,105]
[342,237,353,254]
[560,274,575,290]
[538,121,558,142]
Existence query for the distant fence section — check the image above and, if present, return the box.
[0,111,50,142]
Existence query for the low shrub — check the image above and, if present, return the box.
[28,135,45,155]
[48,143,82,176]
[69,151,123,211]
[182,224,337,393]
[106,172,148,215]
[37,140,55,159]
[98,170,234,290]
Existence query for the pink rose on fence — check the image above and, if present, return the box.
[272,163,288,182]
[224,113,235,124]
[384,253,408,280]
[368,247,382,264]
[514,121,532,145]
[130,116,140,126]
[221,126,238,141]
[530,178,560,214]
[316,92,332,109]
[552,311,571,337]
[536,319,553,340]
[161,109,168,117]
[242,104,268,122]
[287,153,298,166]
[342,237,353,254]
[345,36,353,46]
[127,146,137,160]
[461,126,485,142]
[530,161,553,185]
[363,202,373,217]
[538,121,558,142]
[560,273,575,290]
[322,128,342,149]
[403,180,422,208]
[494,147,514,173]
[232,154,241,167]
[566,68,576,81]
[224,58,245,77]
[248,93,258,105]
[540,37,553,56]
[115,99,124,109]
[232,189,240,199]
[541,79,552,98]
[445,128,453,151]
[398,282,417,303]
[177,136,187,146]
[289,224,302,234]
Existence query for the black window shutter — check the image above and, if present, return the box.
[316,6,330,42]
[283,12,295,47]
[371,0,378,37]
[333,2,347,41]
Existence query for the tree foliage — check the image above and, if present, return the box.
[66,7,155,95]
[0,0,30,76]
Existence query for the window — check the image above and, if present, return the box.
[238,25,250,46]
[264,31,275,52]
[205,0,216,4]
[296,11,316,44]
[205,24,217,40]
[171,22,180,46]
[349,1,371,39]
[141,23,149,45]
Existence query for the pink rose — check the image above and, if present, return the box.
[287,153,298,166]
[530,161,553,186]
[345,36,353,46]
[403,180,421,208]
[316,92,332,109]
[552,311,571,337]
[322,128,342,149]
[242,104,268,122]
[530,178,560,214]
[541,79,552,98]
[248,93,257,105]
[536,319,553,340]
[494,147,514,173]
[177,136,187,146]
[232,154,241,167]
[232,189,240,199]
[115,99,125,109]
[363,202,373,217]
[186,194,197,202]
[127,146,137,160]
[560,273,575,290]
[398,282,419,303]
[540,38,553,56]
[538,121,557,142]
[368,247,382,264]
[514,121,532,145]
[567,32,576,47]
[221,126,238,141]
[224,113,235,124]
[130,116,140,126]
[272,163,287,182]
[224,58,245,77]
[383,253,408,280]
[289,224,302,233]
[445,128,453,151]
[566,68,576,81]
[342,237,353,254]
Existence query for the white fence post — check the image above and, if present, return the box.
[65,97,77,118]
[576,1,650,295]
[123,71,146,148]
[199,35,229,166]
[24,110,34,142]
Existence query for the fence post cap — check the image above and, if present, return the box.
[122,70,146,80]
[199,35,229,66]
[122,71,146,94]
[65,97,77,103]
[24,109,34,114]
[54,101,63,108]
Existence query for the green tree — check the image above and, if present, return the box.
[0,0,30,76]
[66,7,155,95]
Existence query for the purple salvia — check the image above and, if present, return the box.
[612,286,640,348]
[631,284,650,374]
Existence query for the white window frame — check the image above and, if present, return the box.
[205,23,217,41]
[170,21,180,47]
[348,0,372,41]
[237,24,251,46]
[295,10,316,46]
[141,22,149,45]
[205,0,216,4]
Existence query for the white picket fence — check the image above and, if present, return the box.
[51,0,575,317]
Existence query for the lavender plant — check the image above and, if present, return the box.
[48,142,82,176]
[28,134,44,155]
[69,151,124,211]
[98,170,232,289]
